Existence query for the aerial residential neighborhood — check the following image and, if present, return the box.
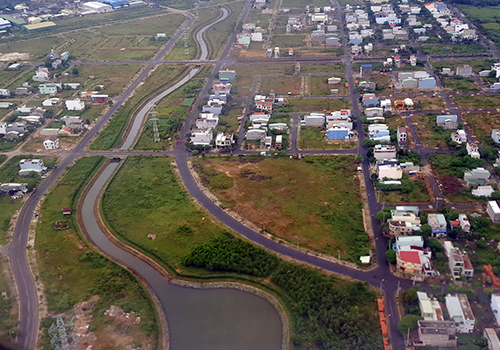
[4,0,500,348]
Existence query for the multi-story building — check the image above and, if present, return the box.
[488,201,500,224]
[445,294,475,333]
[427,213,447,237]
[416,321,457,348]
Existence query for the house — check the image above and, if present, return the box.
[42,98,62,107]
[89,95,108,104]
[472,185,494,197]
[402,78,418,89]
[378,164,402,180]
[369,129,391,143]
[0,89,10,97]
[43,136,59,150]
[427,213,447,237]
[32,68,50,82]
[255,101,273,113]
[362,93,379,107]
[215,132,234,149]
[451,130,467,144]
[436,115,458,130]
[275,135,283,149]
[373,145,396,160]
[62,208,72,216]
[396,249,435,276]
[191,129,213,145]
[416,321,457,348]
[417,292,444,321]
[304,114,325,127]
[492,294,500,326]
[0,183,28,196]
[358,80,376,91]
[456,65,473,78]
[360,64,373,77]
[4,122,27,135]
[261,136,272,149]
[464,168,490,187]
[218,70,236,81]
[484,329,500,350]
[196,113,219,130]
[492,83,500,91]
[395,236,424,250]
[397,127,407,145]
[492,129,500,144]
[326,127,350,140]
[447,246,474,279]
[328,77,342,85]
[64,83,81,90]
[246,128,266,140]
[488,201,500,224]
[19,159,46,176]
[446,294,475,333]
[61,116,84,130]
[380,99,392,111]
[365,107,383,117]
[38,84,58,95]
[14,87,31,96]
[202,105,222,115]
[65,99,85,111]
[466,142,480,158]
[0,102,13,109]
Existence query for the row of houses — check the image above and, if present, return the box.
[397,71,437,89]
[427,2,479,41]
[301,110,354,140]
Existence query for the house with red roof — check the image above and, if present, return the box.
[397,249,435,277]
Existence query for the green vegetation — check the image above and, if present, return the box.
[453,95,500,110]
[377,177,431,204]
[299,127,357,150]
[90,65,188,150]
[193,156,370,262]
[0,155,6,166]
[461,113,500,144]
[0,197,23,245]
[421,44,487,54]
[207,2,245,59]
[299,64,345,74]
[102,156,223,273]
[0,155,57,191]
[258,76,302,95]
[462,5,500,51]
[413,115,456,149]
[36,156,159,348]
[441,76,480,92]
[271,35,305,47]
[288,98,351,112]
[0,255,17,346]
[183,232,279,276]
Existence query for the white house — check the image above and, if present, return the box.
[458,213,471,233]
[19,159,46,176]
[195,113,218,130]
[32,68,50,82]
[43,136,60,150]
[378,164,402,180]
[472,185,494,197]
[446,294,475,333]
[488,201,500,224]
[492,129,500,144]
[215,132,234,149]
[65,99,85,111]
[451,130,467,144]
[466,142,480,159]
[191,129,213,145]
[491,294,500,326]
[42,98,62,107]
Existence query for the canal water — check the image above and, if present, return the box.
[81,162,283,350]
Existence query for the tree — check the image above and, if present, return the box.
[420,224,432,238]
[376,210,390,221]
[398,315,423,337]
[385,249,396,264]
[72,67,79,76]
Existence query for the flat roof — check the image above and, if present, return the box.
[489,201,500,214]
[24,21,57,30]
[0,15,26,25]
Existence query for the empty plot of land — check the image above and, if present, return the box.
[309,76,347,96]
[193,156,369,261]
[453,95,500,110]
[461,113,500,143]
[412,114,453,149]
[287,97,351,112]
[258,76,302,95]
[300,64,345,74]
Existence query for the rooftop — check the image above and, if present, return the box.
[399,250,421,264]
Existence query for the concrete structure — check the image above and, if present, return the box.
[0,89,10,97]
[491,294,500,326]
[459,213,471,233]
[32,68,50,82]
[219,70,236,81]
[38,84,58,95]
[65,99,85,111]
[447,246,473,279]
[492,129,500,144]
[488,201,500,224]
[395,236,424,250]
[82,2,114,12]
[61,116,84,130]
[472,185,494,197]
[360,64,373,77]
[373,145,396,161]
[427,213,447,237]
[436,115,458,130]
[195,113,218,130]
[456,65,473,78]
[451,130,467,144]
[43,136,59,150]
[191,129,213,145]
[365,107,383,117]
[396,249,434,276]
[466,142,480,159]
[328,77,342,85]
[362,93,379,107]
[19,159,46,176]
[0,183,27,196]
[417,292,444,321]
[215,132,234,149]
[445,294,475,333]
[397,127,407,145]
[417,321,457,348]
[484,329,500,350]
[246,128,266,140]
[202,105,222,115]
[326,127,350,140]
[304,114,325,127]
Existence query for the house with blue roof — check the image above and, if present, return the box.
[326,127,350,140]
[98,0,128,8]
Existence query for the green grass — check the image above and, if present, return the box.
[453,95,500,110]
[0,255,17,347]
[0,155,6,166]
[281,0,331,7]
[271,34,305,47]
[0,197,23,245]
[413,115,454,148]
[441,76,480,92]
[309,76,347,96]
[35,156,159,349]
[421,44,487,54]
[101,156,225,273]
[90,64,188,150]
[206,2,245,59]
[299,127,357,150]
[192,156,370,262]
[379,179,430,204]
[259,76,302,95]
[300,64,345,74]
[288,98,351,112]
[98,13,185,36]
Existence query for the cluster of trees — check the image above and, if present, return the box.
[429,153,485,178]
[271,263,382,350]
[183,232,279,277]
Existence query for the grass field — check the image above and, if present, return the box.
[0,197,23,245]
[369,74,393,95]
[415,96,446,111]
[0,66,33,90]
[412,115,453,148]
[309,76,348,96]
[420,44,487,54]
[271,34,306,47]
[0,156,57,190]
[192,156,370,262]
[281,0,331,7]
[379,178,430,204]
[431,59,496,73]
[300,64,345,74]
[91,64,188,150]
[258,76,302,95]
[102,156,226,273]
[0,254,17,347]
[35,156,159,349]
[288,97,351,112]
[440,76,480,93]
[461,113,500,143]
[453,95,500,110]
[206,2,245,59]
[59,64,144,97]
[299,127,357,150]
